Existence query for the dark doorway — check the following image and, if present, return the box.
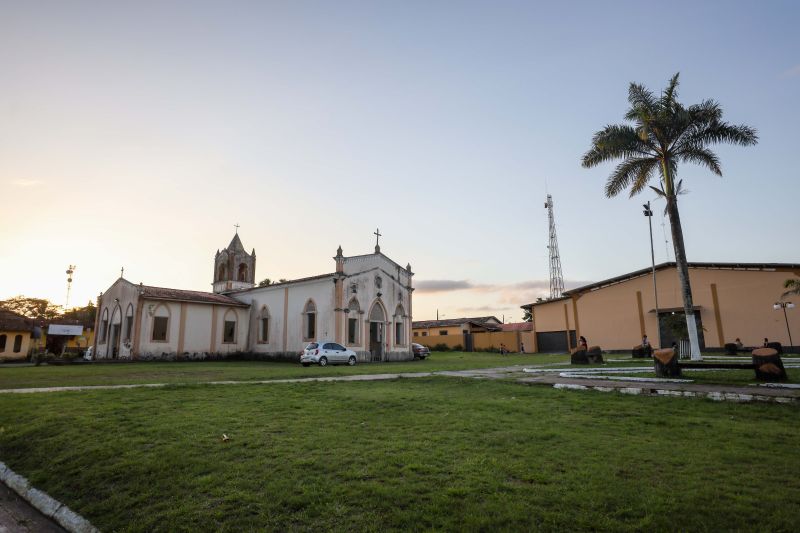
[536,330,576,353]
[369,322,383,362]
[658,312,705,350]
[111,324,122,358]
[463,332,474,352]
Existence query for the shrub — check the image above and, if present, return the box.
[452,344,463,352]
[432,343,450,352]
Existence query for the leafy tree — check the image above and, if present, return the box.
[62,301,97,324]
[582,73,757,359]
[258,278,272,287]
[522,308,532,322]
[0,296,62,320]
[783,279,800,299]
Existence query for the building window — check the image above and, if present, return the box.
[439,330,448,336]
[257,306,270,344]
[348,318,358,344]
[394,305,406,346]
[422,332,427,337]
[413,332,418,337]
[0,334,6,351]
[125,305,134,341]
[223,320,236,343]
[100,308,109,344]
[260,318,269,343]
[346,297,360,345]
[303,300,317,340]
[218,264,227,281]
[13,334,23,353]
[222,308,238,344]
[152,316,168,342]
[238,263,248,282]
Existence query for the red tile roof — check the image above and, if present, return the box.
[140,285,249,307]
[500,322,533,332]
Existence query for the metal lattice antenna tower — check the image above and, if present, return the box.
[544,195,565,299]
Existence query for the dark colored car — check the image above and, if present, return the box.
[412,343,430,360]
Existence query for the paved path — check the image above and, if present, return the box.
[0,483,64,533]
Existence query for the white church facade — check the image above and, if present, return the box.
[92,232,414,362]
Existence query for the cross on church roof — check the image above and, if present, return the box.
[374,228,382,253]
[234,223,240,234]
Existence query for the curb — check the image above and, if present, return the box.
[549,382,798,403]
[0,461,99,533]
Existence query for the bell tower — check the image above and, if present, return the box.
[213,229,256,293]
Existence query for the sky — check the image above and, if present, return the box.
[1,0,797,322]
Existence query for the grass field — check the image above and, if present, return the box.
[0,352,577,389]
[1,377,799,531]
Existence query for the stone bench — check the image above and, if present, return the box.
[632,344,653,358]
[655,347,787,382]
[571,346,604,365]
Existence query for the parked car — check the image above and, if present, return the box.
[301,341,358,367]
[412,343,430,360]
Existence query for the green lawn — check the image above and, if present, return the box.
[0,378,798,532]
[0,352,572,389]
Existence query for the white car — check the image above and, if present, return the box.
[300,341,358,367]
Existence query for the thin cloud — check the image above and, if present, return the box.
[10,179,43,187]
[415,278,592,301]
[415,280,481,293]
[780,65,800,78]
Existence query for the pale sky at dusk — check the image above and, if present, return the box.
[1,1,797,322]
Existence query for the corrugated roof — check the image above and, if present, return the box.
[0,309,35,331]
[412,316,501,330]
[140,285,249,307]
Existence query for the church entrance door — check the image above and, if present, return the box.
[369,322,383,362]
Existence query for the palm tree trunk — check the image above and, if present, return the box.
[665,194,702,360]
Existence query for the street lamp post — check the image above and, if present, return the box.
[773,301,795,351]
[643,202,660,348]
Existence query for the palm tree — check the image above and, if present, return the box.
[582,73,757,359]
[783,279,800,299]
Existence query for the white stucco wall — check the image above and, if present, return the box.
[95,279,141,360]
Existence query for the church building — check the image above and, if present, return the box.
[92,232,414,362]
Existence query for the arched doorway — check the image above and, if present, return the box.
[109,305,122,359]
[368,301,386,362]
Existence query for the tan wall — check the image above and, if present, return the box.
[412,325,465,337]
[520,331,535,353]
[415,334,465,350]
[531,266,800,351]
[0,331,32,361]
[473,331,521,351]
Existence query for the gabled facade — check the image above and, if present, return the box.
[93,235,415,362]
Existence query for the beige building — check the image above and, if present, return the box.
[0,310,35,361]
[522,262,799,353]
[94,232,414,362]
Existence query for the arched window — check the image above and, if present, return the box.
[13,334,23,353]
[369,301,386,322]
[258,306,270,344]
[237,263,248,282]
[0,334,7,352]
[100,308,109,344]
[303,300,317,340]
[223,308,238,343]
[394,304,406,346]
[346,297,360,345]
[218,263,227,281]
[151,304,170,342]
[125,304,134,341]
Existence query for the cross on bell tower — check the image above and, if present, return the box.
[374,228,382,253]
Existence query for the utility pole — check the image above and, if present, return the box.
[644,202,660,347]
[545,195,565,300]
[65,265,76,310]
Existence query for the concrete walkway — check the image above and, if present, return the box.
[0,483,64,533]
